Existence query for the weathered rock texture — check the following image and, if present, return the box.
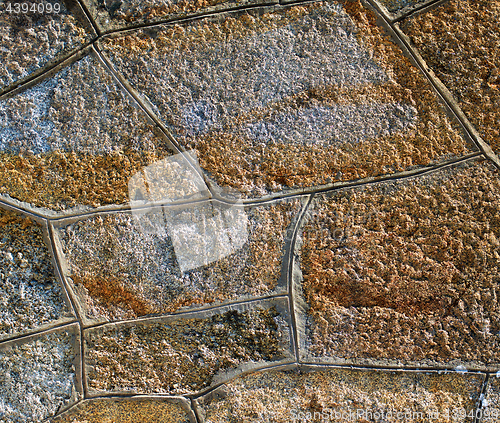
[402,0,500,151]
[482,376,500,422]
[53,398,192,423]
[201,368,484,422]
[0,209,72,339]
[0,329,78,423]
[57,200,300,322]
[299,160,500,366]
[0,54,173,211]
[85,306,291,395]
[100,0,472,198]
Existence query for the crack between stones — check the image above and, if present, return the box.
[475,373,490,423]
[391,0,451,23]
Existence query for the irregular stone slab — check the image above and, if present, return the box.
[0,326,80,423]
[0,208,73,340]
[200,367,484,422]
[0,52,174,212]
[56,198,301,323]
[99,0,473,199]
[82,0,277,32]
[53,397,195,423]
[298,159,500,368]
[0,0,93,93]
[481,375,500,422]
[374,0,430,15]
[401,0,500,151]
[84,300,292,395]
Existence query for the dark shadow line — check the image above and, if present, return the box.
[0,320,77,346]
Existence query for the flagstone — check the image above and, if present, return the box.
[298,159,500,367]
[401,0,500,152]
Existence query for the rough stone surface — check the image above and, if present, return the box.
[0,329,78,423]
[299,159,500,366]
[482,375,500,422]
[0,0,92,92]
[0,53,173,211]
[100,0,472,198]
[83,0,273,31]
[0,208,72,339]
[85,306,291,395]
[58,199,301,322]
[201,368,484,422]
[402,0,500,151]
[53,398,192,423]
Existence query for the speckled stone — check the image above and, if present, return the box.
[375,0,429,14]
[0,0,92,92]
[0,208,73,339]
[481,375,500,421]
[53,398,193,423]
[201,368,484,422]
[0,52,173,212]
[57,199,301,323]
[401,0,500,151]
[83,0,275,32]
[0,328,79,423]
[298,159,500,367]
[85,305,291,395]
[99,0,472,198]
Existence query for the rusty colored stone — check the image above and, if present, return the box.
[401,0,500,151]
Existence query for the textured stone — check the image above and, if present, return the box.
[83,0,274,32]
[401,0,500,151]
[0,328,79,423]
[0,53,173,211]
[0,208,72,339]
[100,0,472,198]
[57,199,301,323]
[85,304,291,395]
[0,0,92,92]
[201,368,484,422]
[481,375,500,422]
[53,398,193,423]
[299,159,500,366]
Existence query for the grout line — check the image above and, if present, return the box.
[475,373,490,423]
[75,0,102,35]
[287,194,313,362]
[191,398,203,423]
[0,321,77,347]
[7,152,482,223]
[97,1,280,36]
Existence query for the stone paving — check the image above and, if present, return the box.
[0,0,499,422]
